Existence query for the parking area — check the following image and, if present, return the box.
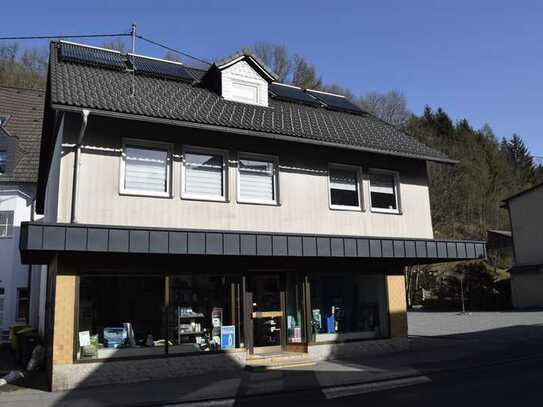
[408,311,543,337]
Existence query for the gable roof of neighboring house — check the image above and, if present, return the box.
[46,41,453,164]
[501,182,543,206]
[0,86,45,183]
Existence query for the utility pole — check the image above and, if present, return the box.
[131,23,136,54]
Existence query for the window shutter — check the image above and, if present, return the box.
[239,159,275,202]
[124,146,168,193]
[184,152,224,197]
[370,173,395,194]
[330,169,357,191]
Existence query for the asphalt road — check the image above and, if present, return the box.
[224,353,543,407]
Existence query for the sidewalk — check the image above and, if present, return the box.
[3,320,543,406]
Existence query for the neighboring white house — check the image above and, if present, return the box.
[0,85,44,341]
[502,183,543,308]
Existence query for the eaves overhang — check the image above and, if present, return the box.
[49,103,459,165]
[20,222,486,265]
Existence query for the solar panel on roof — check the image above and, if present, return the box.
[59,42,126,70]
[306,90,365,114]
[269,83,322,107]
[129,55,194,82]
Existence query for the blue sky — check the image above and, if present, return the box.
[4,0,543,156]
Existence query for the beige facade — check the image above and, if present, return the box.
[51,113,433,239]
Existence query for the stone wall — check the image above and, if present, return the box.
[52,351,247,391]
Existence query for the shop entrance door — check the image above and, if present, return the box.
[248,274,285,353]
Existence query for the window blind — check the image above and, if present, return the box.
[239,158,275,202]
[124,146,168,193]
[184,152,224,197]
[370,173,397,210]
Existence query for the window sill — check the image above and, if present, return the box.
[370,208,402,215]
[119,190,171,199]
[181,194,228,203]
[237,199,279,207]
[329,205,363,212]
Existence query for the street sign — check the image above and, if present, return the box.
[220,325,235,350]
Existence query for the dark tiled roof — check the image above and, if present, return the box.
[48,42,451,163]
[0,86,45,183]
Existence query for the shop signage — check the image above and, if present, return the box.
[220,325,235,349]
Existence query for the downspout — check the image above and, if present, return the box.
[70,110,90,223]
[26,199,35,325]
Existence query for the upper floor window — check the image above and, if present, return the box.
[328,164,361,210]
[369,170,400,214]
[120,140,171,197]
[0,150,7,174]
[0,211,14,238]
[237,154,278,205]
[182,147,227,201]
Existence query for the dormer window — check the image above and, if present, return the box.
[205,51,279,107]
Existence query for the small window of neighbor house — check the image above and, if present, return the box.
[328,164,361,210]
[0,211,14,238]
[0,150,7,174]
[369,170,400,213]
[16,287,29,322]
[120,140,172,197]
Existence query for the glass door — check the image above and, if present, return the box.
[250,274,283,351]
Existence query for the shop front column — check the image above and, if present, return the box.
[52,272,77,365]
[386,274,408,338]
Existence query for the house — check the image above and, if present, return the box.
[19,41,486,391]
[502,183,543,308]
[0,85,45,342]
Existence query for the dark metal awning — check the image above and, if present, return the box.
[19,222,486,265]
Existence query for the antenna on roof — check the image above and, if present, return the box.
[131,23,136,54]
[130,23,136,98]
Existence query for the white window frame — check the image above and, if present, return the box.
[368,168,401,214]
[181,145,228,202]
[237,152,279,205]
[119,138,173,198]
[328,163,363,211]
[0,211,14,238]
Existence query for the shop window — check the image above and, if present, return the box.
[369,170,400,213]
[237,154,278,205]
[16,288,29,322]
[77,274,242,361]
[310,273,389,342]
[120,140,171,197]
[182,148,227,201]
[167,274,241,354]
[0,211,13,238]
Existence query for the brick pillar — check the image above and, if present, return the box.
[387,275,408,338]
[52,273,77,365]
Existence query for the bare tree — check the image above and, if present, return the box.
[250,42,291,82]
[163,51,182,63]
[291,55,321,89]
[0,42,47,89]
[359,90,411,128]
[101,39,127,53]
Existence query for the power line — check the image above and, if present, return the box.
[136,34,211,66]
[0,33,130,41]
